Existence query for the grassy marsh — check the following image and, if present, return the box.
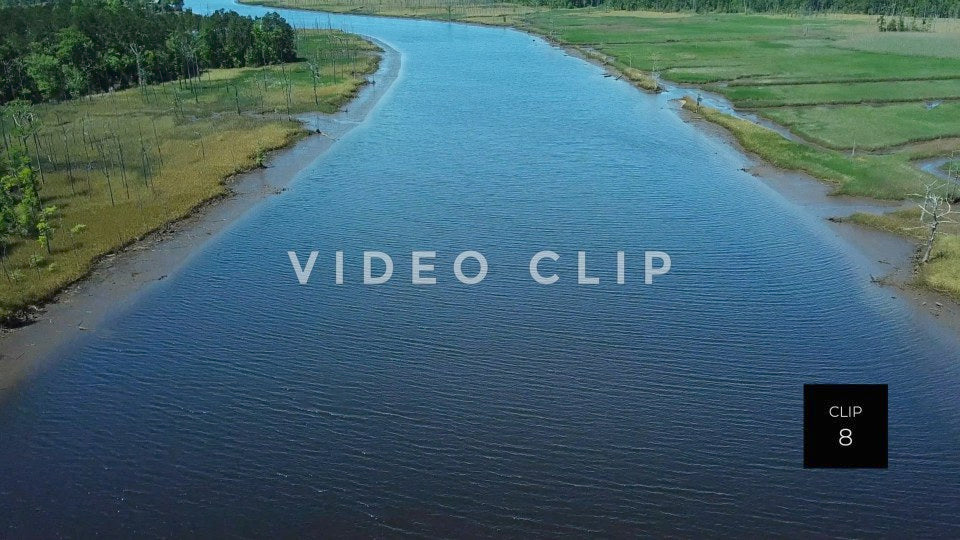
[0,30,380,322]
[679,99,939,199]
[848,208,960,299]
[526,8,960,299]
[151,1,960,301]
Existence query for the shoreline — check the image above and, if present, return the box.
[3,6,958,394]
[676,104,960,330]
[537,14,960,332]
[0,39,401,395]
[546,23,960,312]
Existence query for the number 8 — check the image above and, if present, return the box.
[839,428,853,447]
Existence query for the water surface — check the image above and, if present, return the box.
[2,2,960,536]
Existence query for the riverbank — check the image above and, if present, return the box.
[674,100,960,329]
[0,30,380,324]
[524,9,960,302]
[546,35,960,302]
[241,0,960,303]
[562,40,960,311]
[676,97,960,301]
[4,4,959,395]
[0,38,400,395]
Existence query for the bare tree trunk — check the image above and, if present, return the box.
[80,115,94,194]
[0,243,10,281]
[60,121,77,196]
[137,122,154,190]
[151,117,164,170]
[234,84,242,116]
[95,139,116,207]
[130,43,147,100]
[32,132,45,186]
[0,113,9,152]
[913,181,956,266]
[922,219,939,264]
[115,133,130,199]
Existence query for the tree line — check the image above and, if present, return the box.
[519,0,960,17]
[0,0,298,104]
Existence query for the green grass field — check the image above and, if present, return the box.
[525,9,960,299]
[679,99,938,199]
[0,30,379,322]
[524,10,960,154]
[243,3,960,164]
[716,80,960,108]
[34,0,959,302]
[761,102,960,150]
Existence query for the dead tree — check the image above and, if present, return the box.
[0,112,10,152]
[129,43,148,98]
[94,137,116,207]
[909,181,958,265]
[114,133,130,199]
[58,117,77,195]
[137,122,154,189]
[307,52,322,106]
[234,84,242,116]
[151,117,164,170]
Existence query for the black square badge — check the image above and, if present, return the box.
[803,384,887,468]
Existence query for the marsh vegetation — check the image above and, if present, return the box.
[0,29,380,323]
[247,0,960,298]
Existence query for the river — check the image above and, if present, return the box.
[1,1,959,536]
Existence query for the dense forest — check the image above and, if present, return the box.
[520,0,959,17]
[0,0,298,103]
